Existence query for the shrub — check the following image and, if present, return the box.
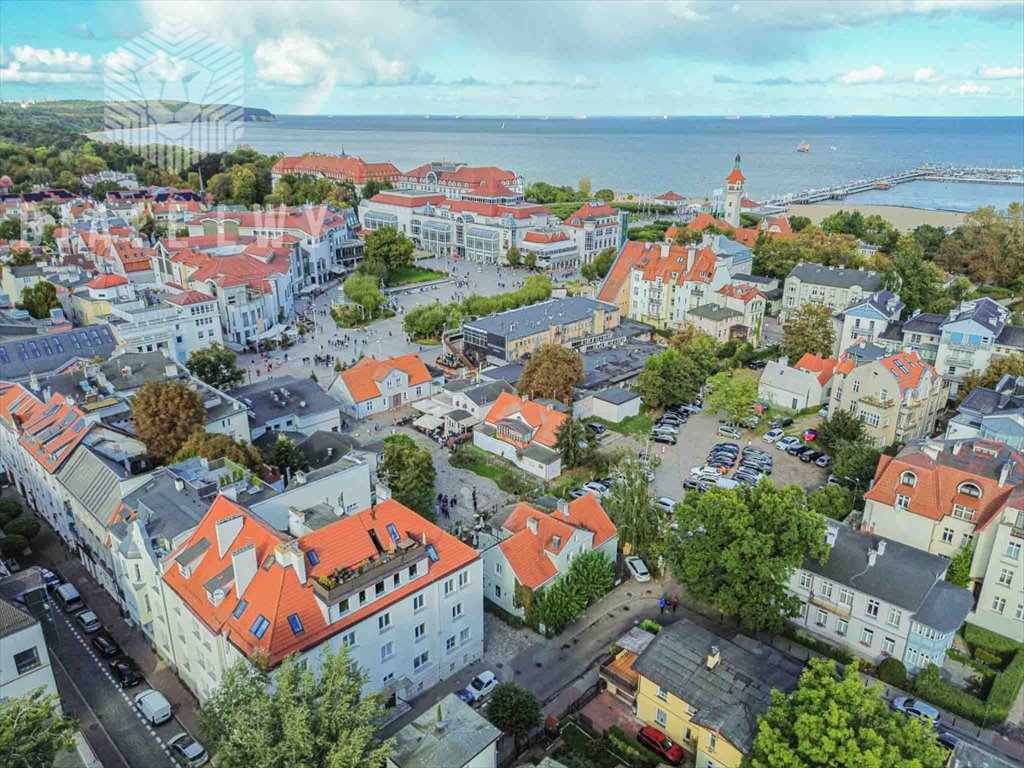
[964,623,1023,654]
[975,647,1005,667]
[3,515,41,540]
[781,624,855,665]
[640,619,662,634]
[605,726,662,768]
[0,533,29,555]
[877,657,909,689]
[0,499,22,525]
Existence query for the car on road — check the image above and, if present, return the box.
[584,422,606,436]
[457,671,499,704]
[651,432,676,445]
[776,436,800,451]
[800,450,824,463]
[803,428,818,441]
[135,689,173,726]
[815,455,834,468]
[655,497,677,514]
[167,733,210,767]
[637,725,684,765]
[567,489,587,500]
[40,568,62,588]
[652,424,679,436]
[91,633,119,658]
[892,697,940,729]
[625,556,651,582]
[109,658,142,688]
[763,428,785,443]
[582,481,610,498]
[75,610,101,633]
[936,732,959,751]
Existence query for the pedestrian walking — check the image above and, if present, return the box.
[659,597,667,615]
[671,597,679,614]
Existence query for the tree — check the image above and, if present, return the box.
[747,659,947,768]
[229,164,257,205]
[532,576,586,635]
[877,657,910,689]
[360,178,392,200]
[3,514,41,541]
[201,646,392,768]
[0,218,21,240]
[360,227,414,284]
[808,484,853,521]
[783,303,836,363]
[912,223,948,258]
[605,456,664,563]
[131,380,206,463]
[174,431,263,471]
[17,280,60,319]
[555,418,595,469]
[594,187,614,202]
[0,689,78,768]
[883,235,945,316]
[10,248,36,267]
[789,215,812,232]
[269,435,308,478]
[704,371,759,423]
[486,683,541,751]
[832,436,882,490]
[566,550,614,606]
[517,343,584,405]
[523,250,537,269]
[343,274,384,319]
[955,353,1024,404]
[505,245,522,267]
[945,541,973,588]
[636,348,704,409]
[379,435,436,521]
[672,227,702,246]
[578,177,592,197]
[817,409,865,451]
[668,483,827,631]
[187,343,244,390]
[669,327,719,378]
[580,246,617,281]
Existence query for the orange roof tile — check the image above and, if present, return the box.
[16,393,89,473]
[339,355,433,403]
[272,155,401,184]
[523,231,569,244]
[880,351,937,393]
[86,274,129,289]
[657,191,684,201]
[369,193,446,208]
[166,290,215,306]
[718,283,764,303]
[484,391,566,448]
[794,353,838,386]
[564,202,619,228]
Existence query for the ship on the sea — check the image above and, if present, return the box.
[797,143,810,153]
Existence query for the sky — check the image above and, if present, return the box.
[1,0,1023,117]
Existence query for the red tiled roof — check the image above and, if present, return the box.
[564,202,618,228]
[339,355,432,403]
[369,192,446,208]
[401,164,518,189]
[523,231,569,244]
[86,274,129,289]
[166,290,215,306]
[880,350,937,393]
[726,166,745,184]
[656,191,683,201]
[484,391,566,448]
[717,283,764,304]
[15,392,89,473]
[443,200,549,220]
[794,353,838,386]
[272,155,400,184]
[187,206,350,238]
[163,497,478,666]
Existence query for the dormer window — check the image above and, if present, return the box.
[958,482,982,499]
[900,472,917,487]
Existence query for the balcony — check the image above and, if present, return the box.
[859,394,895,409]
[809,594,851,619]
[312,538,425,607]
[599,651,640,702]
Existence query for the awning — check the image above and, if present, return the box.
[413,414,444,431]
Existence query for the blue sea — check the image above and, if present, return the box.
[116,115,1024,209]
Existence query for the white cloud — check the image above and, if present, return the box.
[978,64,1024,79]
[840,65,887,85]
[0,45,99,83]
[571,75,598,89]
[913,67,941,83]
[954,81,992,95]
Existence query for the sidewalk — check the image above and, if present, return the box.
[27,524,205,739]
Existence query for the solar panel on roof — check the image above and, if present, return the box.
[70,336,80,349]
[426,544,439,562]
[72,420,85,432]
[386,523,400,543]
[29,342,40,358]
[40,340,51,356]
[52,339,63,353]
[61,412,76,427]
[43,404,60,417]
[16,344,27,360]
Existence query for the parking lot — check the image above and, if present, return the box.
[647,411,830,503]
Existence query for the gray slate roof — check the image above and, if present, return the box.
[0,324,117,382]
[464,297,617,341]
[787,263,881,291]
[997,324,1024,349]
[690,303,742,321]
[0,594,38,638]
[804,525,973,633]
[233,375,341,429]
[462,380,514,406]
[902,313,945,335]
[122,468,217,544]
[633,619,802,753]
[55,444,127,527]
[390,693,501,768]
[594,386,640,405]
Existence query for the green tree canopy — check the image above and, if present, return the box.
[566,550,614,606]
[882,235,945,317]
[360,178,392,200]
[0,689,78,768]
[17,280,60,319]
[379,435,436,521]
[486,683,541,749]
[131,380,206,463]
[955,352,1024,405]
[200,647,392,768]
[555,417,596,469]
[605,456,664,564]
[505,244,522,267]
[832,436,882,490]
[945,541,973,588]
[783,302,836,363]
[636,347,706,409]
[532,575,586,635]
[187,343,245,390]
[816,409,865,451]
[360,227,414,284]
[808,484,853,521]
[174,431,264,471]
[747,658,948,768]
[581,246,618,281]
[269,435,309,479]
[517,343,584,405]
[668,483,827,631]
[705,370,759,423]
[343,273,385,319]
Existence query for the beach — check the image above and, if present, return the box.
[787,203,969,231]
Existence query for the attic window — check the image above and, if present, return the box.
[287,614,304,635]
[426,544,439,563]
[307,549,320,566]
[958,482,982,499]
[250,614,270,639]
[900,472,917,487]
[386,523,400,544]
[232,599,248,619]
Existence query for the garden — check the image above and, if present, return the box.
[553,720,671,768]
[388,265,447,286]
[448,444,537,497]
[0,498,41,556]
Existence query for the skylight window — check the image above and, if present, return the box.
[426,544,439,563]
[232,599,248,619]
[287,614,304,635]
[250,614,270,639]
[386,523,400,543]
[307,549,320,566]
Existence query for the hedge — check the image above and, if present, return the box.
[914,648,1024,726]
[605,726,663,768]
[877,657,909,689]
[963,623,1024,655]
[975,647,1005,668]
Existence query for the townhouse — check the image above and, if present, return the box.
[561,202,624,264]
[862,438,1024,639]
[833,289,905,356]
[829,346,946,447]
[787,521,973,672]
[232,375,343,441]
[0,591,59,702]
[633,619,802,768]
[945,375,1024,449]
[271,154,401,187]
[482,496,617,619]
[473,391,566,480]
[159,496,483,704]
[781,263,883,322]
[0,263,43,305]
[331,354,439,419]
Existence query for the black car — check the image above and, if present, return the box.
[786,443,808,456]
[747,360,768,370]
[109,658,142,688]
[585,423,606,435]
[652,433,676,445]
[800,450,824,463]
[770,417,795,429]
[682,479,708,492]
[795,447,818,460]
[707,454,736,466]
[92,633,120,658]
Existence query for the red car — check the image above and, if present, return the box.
[803,428,817,441]
[637,725,685,765]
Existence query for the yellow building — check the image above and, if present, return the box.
[632,620,802,768]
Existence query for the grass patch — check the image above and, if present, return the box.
[449,444,536,496]
[388,265,447,286]
[546,467,598,499]
[587,406,654,441]
[330,306,394,328]
[555,720,624,768]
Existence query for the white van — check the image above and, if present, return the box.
[715,477,739,490]
[135,690,172,726]
[55,583,83,613]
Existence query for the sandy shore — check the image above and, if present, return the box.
[787,203,968,231]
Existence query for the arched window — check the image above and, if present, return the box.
[958,482,982,499]
[900,471,917,488]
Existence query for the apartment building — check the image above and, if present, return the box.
[473,391,566,480]
[781,263,882,322]
[833,289,905,356]
[946,375,1024,449]
[462,297,623,363]
[862,438,1024,640]
[787,521,973,672]
[232,375,343,441]
[481,496,617,619]
[331,354,438,419]
[562,202,622,264]
[394,162,524,200]
[0,592,58,702]
[0,324,118,385]
[829,347,946,447]
[160,496,483,704]
[271,154,401,186]
[633,619,802,768]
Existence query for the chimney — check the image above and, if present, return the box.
[174,477,185,492]
[999,461,1015,488]
[28,371,39,391]
[952,441,963,456]
[287,506,305,538]
[294,470,307,485]
[165,364,177,378]
[215,514,244,558]
[867,548,877,567]
[526,517,538,535]
[706,645,721,670]
[825,521,839,548]
[557,498,570,517]
[551,535,561,550]
[231,543,257,599]
[275,540,306,584]
[876,539,886,556]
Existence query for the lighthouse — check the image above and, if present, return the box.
[723,154,745,227]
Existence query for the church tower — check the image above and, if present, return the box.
[723,154,745,227]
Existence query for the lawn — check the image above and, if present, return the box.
[546,467,599,499]
[389,265,447,286]
[587,407,655,441]
[449,444,536,496]
[554,720,624,768]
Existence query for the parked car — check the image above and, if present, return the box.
[803,428,818,441]
[936,732,960,751]
[652,424,679,436]
[655,497,678,514]
[712,442,739,453]
[763,428,785,443]
[456,671,499,704]
[135,689,173,726]
[800,450,824,463]
[892,697,941,729]
[39,568,61,588]
[625,556,651,582]
[75,610,102,633]
[682,479,709,492]
[818,406,829,418]
[677,403,702,415]
[715,477,739,490]
[582,481,610,497]
[770,417,795,428]
[747,360,768,370]
[795,447,818,460]
[167,733,209,767]
[567,489,587,500]
[816,455,833,468]
[787,443,810,456]
[109,658,142,688]
[91,633,120,658]
[651,433,676,445]
[585,422,606,436]
[658,413,683,424]
[739,416,760,429]
[637,726,685,765]
[776,436,801,451]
